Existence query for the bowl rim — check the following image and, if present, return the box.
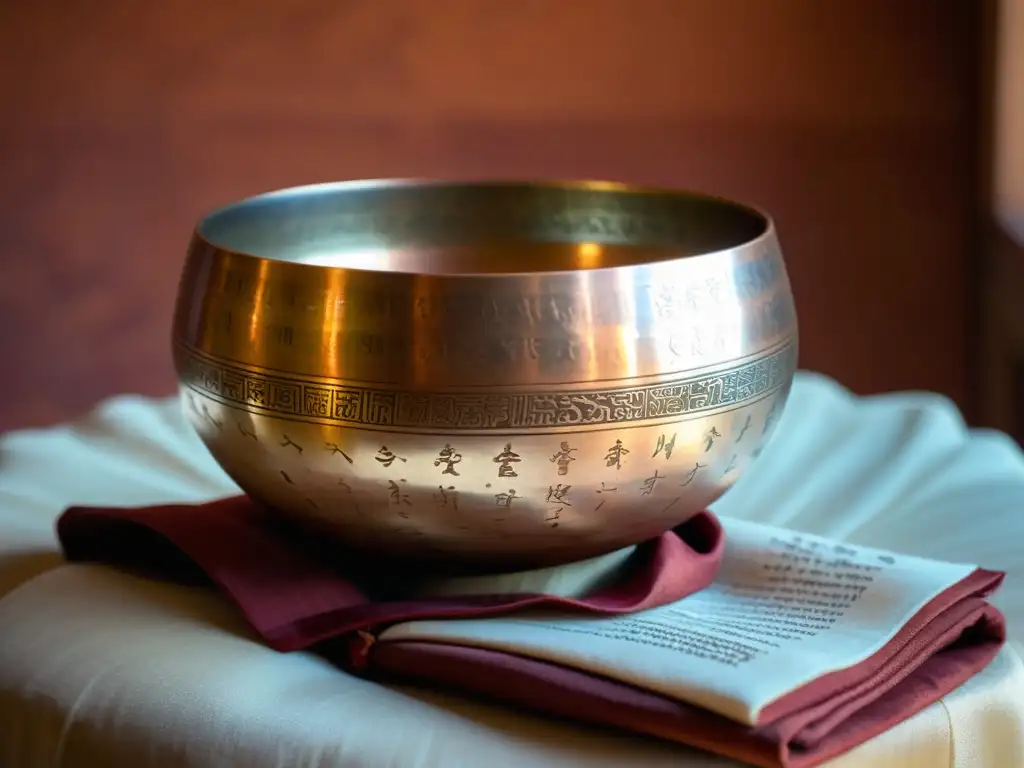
[191,178,779,280]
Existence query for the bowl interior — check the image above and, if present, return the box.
[196,180,769,275]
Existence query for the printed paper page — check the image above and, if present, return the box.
[380,517,976,726]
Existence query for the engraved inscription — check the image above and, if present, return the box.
[221,369,245,403]
[325,443,354,463]
[433,444,463,476]
[493,443,522,478]
[268,382,299,413]
[524,390,644,428]
[200,403,222,432]
[549,441,578,476]
[176,339,795,431]
[702,427,722,452]
[604,439,629,469]
[763,400,780,435]
[680,462,706,487]
[652,278,725,319]
[545,484,573,507]
[280,435,303,454]
[236,419,257,441]
[245,379,267,407]
[375,446,406,468]
[332,390,362,421]
[390,483,412,519]
[396,392,512,429]
[304,386,331,418]
[434,485,459,509]
[388,479,411,507]
[651,432,677,460]
[275,326,295,346]
[545,483,572,529]
[495,488,519,508]
[722,454,738,476]
[735,415,752,443]
[641,470,663,496]
[594,481,617,511]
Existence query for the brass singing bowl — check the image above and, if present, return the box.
[172,180,798,570]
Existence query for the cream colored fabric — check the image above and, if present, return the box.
[2,372,1024,766]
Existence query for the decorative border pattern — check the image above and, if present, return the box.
[175,340,796,432]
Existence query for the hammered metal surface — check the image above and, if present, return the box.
[173,180,797,568]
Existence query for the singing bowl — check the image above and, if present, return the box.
[172,180,798,570]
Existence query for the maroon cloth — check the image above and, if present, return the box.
[56,497,1005,768]
[376,569,1005,767]
[57,496,725,651]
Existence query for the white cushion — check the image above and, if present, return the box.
[2,372,1024,767]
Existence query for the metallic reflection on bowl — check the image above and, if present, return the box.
[172,180,798,570]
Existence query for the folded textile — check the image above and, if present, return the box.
[56,498,1004,767]
[57,497,723,651]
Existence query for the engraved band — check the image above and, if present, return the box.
[175,339,797,432]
